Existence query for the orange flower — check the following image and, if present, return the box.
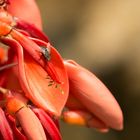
[0,0,123,139]
[63,60,123,131]
[0,3,69,116]
[0,87,61,140]
[1,35,69,116]
[0,1,64,139]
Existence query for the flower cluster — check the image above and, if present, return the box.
[0,0,123,140]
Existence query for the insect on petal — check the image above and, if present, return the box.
[1,37,69,117]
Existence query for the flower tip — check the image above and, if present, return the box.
[119,124,123,130]
[112,109,124,130]
[116,118,124,131]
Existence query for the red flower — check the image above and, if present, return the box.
[0,0,123,139]
[0,7,69,117]
[0,87,61,140]
[0,0,67,139]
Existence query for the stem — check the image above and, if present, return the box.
[0,62,18,71]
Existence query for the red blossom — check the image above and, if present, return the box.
[0,0,123,139]
[63,60,123,131]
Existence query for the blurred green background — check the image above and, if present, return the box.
[36,0,140,139]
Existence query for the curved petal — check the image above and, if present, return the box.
[0,107,14,140]
[64,60,123,130]
[15,19,49,42]
[7,0,42,29]
[24,51,68,116]
[1,37,69,117]
[16,107,47,140]
[32,107,62,140]
[7,114,27,140]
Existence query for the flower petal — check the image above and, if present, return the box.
[32,107,62,140]
[0,107,14,140]
[7,0,42,29]
[7,114,27,140]
[65,94,86,110]
[16,107,47,140]
[16,19,49,42]
[64,60,123,130]
[1,37,69,117]
[24,53,68,116]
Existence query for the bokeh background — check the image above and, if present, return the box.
[36,0,140,139]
